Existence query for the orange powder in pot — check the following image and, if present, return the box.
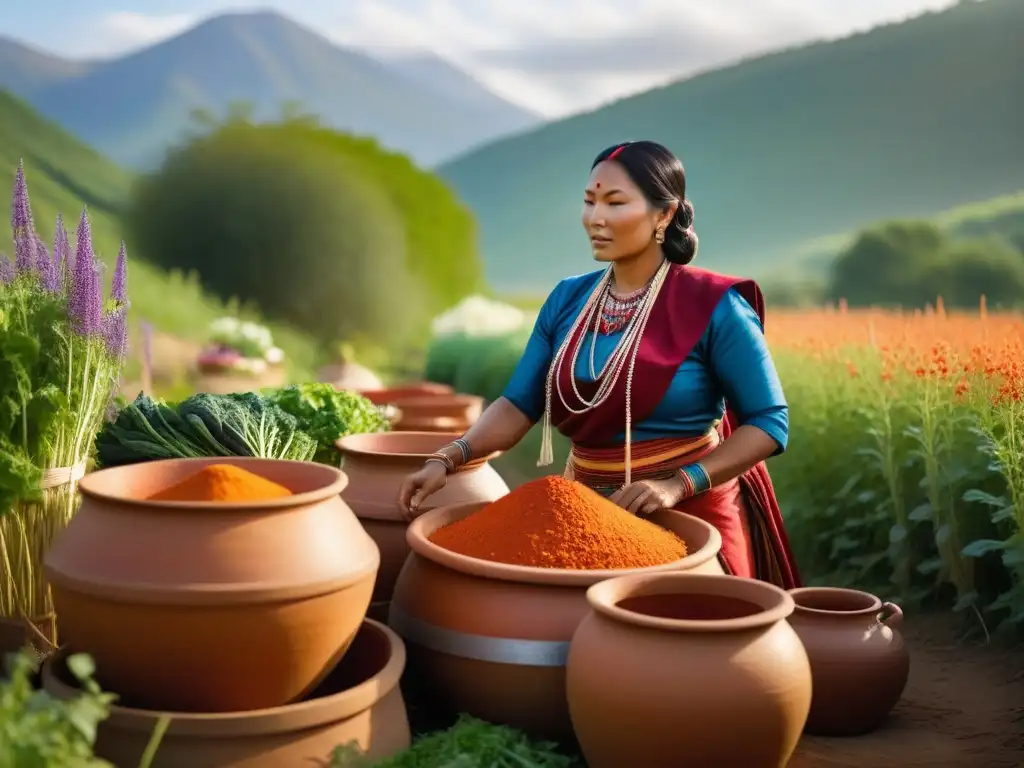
[148,463,293,502]
[428,476,686,570]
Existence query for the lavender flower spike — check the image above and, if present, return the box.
[52,213,70,278]
[111,240,128,305]
[10,160,33,235]
[69,208,102,336]
[13,231,34,273]
[0,253,14,285]
[34,234,60,292]
[102,306,128,360]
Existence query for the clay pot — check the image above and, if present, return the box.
[0,614,57,658]
[44,457,379,713]
[42,619,411,767]
[336,432,509,623]
[788,586,909,736]
[568,573,811,768]
[359,387,482,433]
[359,382,454,404]
[388,502,724,737]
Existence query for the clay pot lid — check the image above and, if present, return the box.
[789,586,884,616]
[77,457,349,510]
[586,572,796,633]
[40,619,405,734]
[335,432,500,467]
[405,502,722,588]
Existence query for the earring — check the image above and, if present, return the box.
[655,227,666,244]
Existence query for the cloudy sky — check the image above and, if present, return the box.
[4,0,958,116]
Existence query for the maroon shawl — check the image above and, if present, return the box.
[551,264,802,589]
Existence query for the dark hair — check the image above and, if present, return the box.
[592,141,698,265]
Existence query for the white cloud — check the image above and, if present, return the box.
[92,12,199,56]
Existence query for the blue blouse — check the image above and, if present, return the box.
[502,270,789,453]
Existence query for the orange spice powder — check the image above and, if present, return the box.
[429,475,687,570]
[148,463,293,502]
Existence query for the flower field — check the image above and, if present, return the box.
[425,299,1024,638]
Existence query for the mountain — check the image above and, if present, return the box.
[438,0,1024,294]
[2,12,540,168]
[0,37,91,94]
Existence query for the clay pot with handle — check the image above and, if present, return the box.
[336,431,509,622]
[788,586,909,736]
[388,502,725,738]
[44,457,379,713]
[567,572,812,768]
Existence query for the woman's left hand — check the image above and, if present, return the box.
[609,477,684,516]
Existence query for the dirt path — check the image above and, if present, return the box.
[790,614,1024,768]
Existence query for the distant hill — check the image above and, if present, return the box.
[438,0,1024,294]
[0,12,540,168]
[0,90,317,368]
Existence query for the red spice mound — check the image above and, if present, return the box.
[429,475,687,570]
[148,463,293,502]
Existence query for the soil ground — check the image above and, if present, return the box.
[790,613,1024,768]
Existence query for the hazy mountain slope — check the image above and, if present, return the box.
[439,0,1024,292]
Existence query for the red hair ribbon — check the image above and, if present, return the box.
[608,143,629,160]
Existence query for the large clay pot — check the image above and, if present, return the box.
[336,432,509,623]
[568,572,811,768]
[42,619,410,767]
[360,388,483,433]
[359,382,454,404]
[788,586,909,736]
[388,501,724,737]
[44,457,379,713]
[0,614,56,658]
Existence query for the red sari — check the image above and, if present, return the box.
[548,264,802,589]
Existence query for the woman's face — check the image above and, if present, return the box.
[582,161,663,263]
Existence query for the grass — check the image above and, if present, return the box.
[0,89,321,379]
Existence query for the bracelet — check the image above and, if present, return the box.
[453,438,473,464]
[677,462,712,500]
[426,453,455,474]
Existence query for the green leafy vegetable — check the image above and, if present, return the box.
[263,384,390,465]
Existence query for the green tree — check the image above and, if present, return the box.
[127,124,419,344]
[922,237,1024,309]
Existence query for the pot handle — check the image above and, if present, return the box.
[880,601,903,628]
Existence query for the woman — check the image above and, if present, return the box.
[398,140,801,588]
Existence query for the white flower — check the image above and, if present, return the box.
[431,295,526,338]
[265,346,284,364]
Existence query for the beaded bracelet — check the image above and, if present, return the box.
[677,462,712,500]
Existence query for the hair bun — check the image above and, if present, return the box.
[663,200,698,265]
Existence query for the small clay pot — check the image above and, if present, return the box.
[336,432,509,623]
[788,586,909,736]
[42,620,411,767]
[0,614,57,658]
[44,457,379,713]
[358,388,483,433]
[388,502,724,738]
[359,382,455,404]
[568,573,811,768]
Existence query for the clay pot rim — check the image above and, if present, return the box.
[373,393,483,407]
[336,431,500,468]
[77,457,349,511]
[789,586,884,617]
[406,501,722,587]
[40,620,405,736]
[586,572,795,633]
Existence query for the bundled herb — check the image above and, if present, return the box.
[94,392,317,467]
[0,162,128,640]
[264,383,390,465]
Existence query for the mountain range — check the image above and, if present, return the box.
[438,0,1024,292]
[0,11,540,168]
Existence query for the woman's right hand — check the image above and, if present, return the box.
[398,461,449,519]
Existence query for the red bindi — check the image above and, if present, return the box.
[595,182,601,188]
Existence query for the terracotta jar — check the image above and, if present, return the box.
[788,586,909,736]
[568,573,811,768]
[388,502,724,738]
[42,619,410,767]
[360,388,483,433]
[359,382,455,404]
[336,432,509,623]
[44,457,379,713]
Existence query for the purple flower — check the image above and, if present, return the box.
[13,232,34,273]
[10,160,32,235]
[102,306,128,360]
[69,209,102,336]
[0,253,14,285]
[52,213,70,280]
[34,234,60,293]
[110,241,128,305]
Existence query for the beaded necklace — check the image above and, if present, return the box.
[538,260,671,487]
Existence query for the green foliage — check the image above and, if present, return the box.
[827,221,1024,309]
[127,123,418,345]
[438,0,1024,292]
[263,383,390,465]
[0,651,115,767]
